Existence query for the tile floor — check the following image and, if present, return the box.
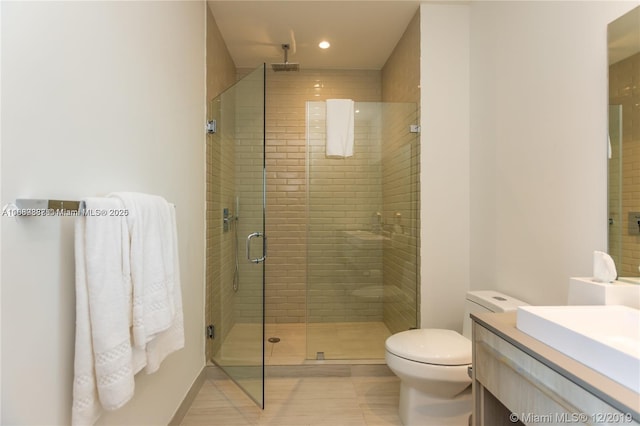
[304,322,392,361]
[215,321,393,365]
[179,366,402,426]
[181,322,401,425]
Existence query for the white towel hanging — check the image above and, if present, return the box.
[109,192,184,373]
[72,197,135,425]
[326,99,355,157]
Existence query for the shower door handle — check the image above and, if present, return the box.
[246,232,266,263]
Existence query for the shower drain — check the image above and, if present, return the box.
[267,337,281,343]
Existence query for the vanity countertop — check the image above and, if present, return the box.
[471,311,640,421]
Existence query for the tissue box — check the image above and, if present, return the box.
[568,277,640,309]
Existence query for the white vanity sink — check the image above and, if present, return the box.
[516,305,640,393]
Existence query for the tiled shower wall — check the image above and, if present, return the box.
[305,101,419,329]
[263,9,420,328]
[263,69,383,324]
[306,102,385,323]
[381,11,420,333]
[609,51,640,277]
[379,104,419,334]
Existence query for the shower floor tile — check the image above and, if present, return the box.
[270,321,391,364]
[216,321,392,365]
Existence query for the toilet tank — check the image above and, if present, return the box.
[461,290,528,339]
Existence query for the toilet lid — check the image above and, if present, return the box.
[385,329,471,365]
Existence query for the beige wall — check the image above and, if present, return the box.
[469,1,636,308]
[609,51,640,277]
[420,3,471,331]
[419,1,637,331]
[1,2,205,424]
[206,7,237,103]
[382,10,420,104]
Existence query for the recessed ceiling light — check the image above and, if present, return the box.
[319,41,330,49]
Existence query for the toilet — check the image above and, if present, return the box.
[385,290,528,426]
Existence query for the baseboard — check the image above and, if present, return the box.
[168,366,208,425]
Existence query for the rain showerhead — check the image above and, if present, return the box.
[271,44,299,72]
[272,62,300,72]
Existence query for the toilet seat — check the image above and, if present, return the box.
[385,329,471,366]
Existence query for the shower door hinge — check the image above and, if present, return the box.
[409,125,421,133]
[206,324,215,339]
[206,120,217,134]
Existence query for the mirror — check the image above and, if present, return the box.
[608,6,640,283]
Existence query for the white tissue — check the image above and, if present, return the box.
[593,250,617,283]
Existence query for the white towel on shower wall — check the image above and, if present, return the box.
[72,197,135,426]
[326,99,355,157]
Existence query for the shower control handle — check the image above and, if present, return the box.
[246,232,266,264]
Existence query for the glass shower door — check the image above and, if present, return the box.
[305,101,419,360]
[208,65,266,407]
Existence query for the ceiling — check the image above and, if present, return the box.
[207,1,421,70]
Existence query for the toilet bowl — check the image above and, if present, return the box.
[385,291,528,426]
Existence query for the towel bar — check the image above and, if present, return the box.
[16,198,82,213]
[11,198,175,217]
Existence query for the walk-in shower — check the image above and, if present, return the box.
[206,65,419,407]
